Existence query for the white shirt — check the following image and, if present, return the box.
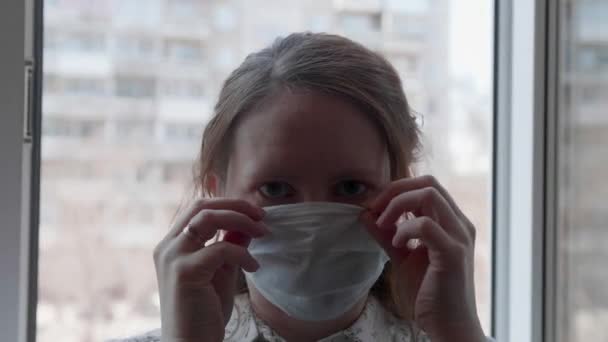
[112,294,494,342]
[224,293,429,342]
[111,293,428,342]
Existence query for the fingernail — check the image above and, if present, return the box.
[392,236,402,248]
[257,208,266,219]
[257,222,271,235]
[375,216,386,229]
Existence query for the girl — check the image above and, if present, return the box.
[118,32,489,342]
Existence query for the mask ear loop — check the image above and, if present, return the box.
[406,165,416,178]
[397,165,417,224]
[403,166,423,250]
[200,175,228,246]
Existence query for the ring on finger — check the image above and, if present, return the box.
[182,224,206,246]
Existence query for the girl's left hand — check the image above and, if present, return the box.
[361,175,485,342]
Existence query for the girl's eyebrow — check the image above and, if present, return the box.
[330,168,379,181]
[246,167,378,183]
[245,162,291,180]
[244,155,380,180]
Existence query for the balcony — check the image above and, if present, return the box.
[44,94,157,119]
[574,102,608,126]
[333,0,382,13]
[157,98,212,124]
[44,51,113,77]
[161,20,210,40]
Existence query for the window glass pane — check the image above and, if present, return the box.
[39,1,494,340]
[115,77,156,98]
[114,36,158,60]
[162,79,205,98]
[338,12,382,33]
[556,1,608,341]
[164,39,204,63]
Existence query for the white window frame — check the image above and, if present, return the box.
[492,0,554,341]
[0,0,37,341]
[0,0,562,341]
[542,0,563,341]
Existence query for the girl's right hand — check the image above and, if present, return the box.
[153,198,269,342]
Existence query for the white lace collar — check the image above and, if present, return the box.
[224,293,424,342]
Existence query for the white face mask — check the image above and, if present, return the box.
[245,202,389,321]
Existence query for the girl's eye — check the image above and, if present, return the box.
[335,180,367,197]
[259,182,295,199]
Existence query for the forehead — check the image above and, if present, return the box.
[228,90,389,179]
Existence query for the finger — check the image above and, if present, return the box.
[369,175,473,229]
[376,187,468,241]
[392,217,454,253]
[222,231,252,248]
[205,230,253,248]
[394,244,429,313]
[359,211,410,261]
[167,198,265,239]
[392,217,469,270]
[183,242,260,278]
[188,209,270,243]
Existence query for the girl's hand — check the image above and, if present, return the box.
[361,175,485,342]
[153,198,268,342]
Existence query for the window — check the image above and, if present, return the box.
[114,120,154,141]
[43,29,60,50]
[388,14,427,40]
[212,5,238,32]
[164,39,204,63]
[66,77,107,96]
[135,162,162,184]
[389,54,419,76]
[42,76,106,96]
[164,122,202,141]
[163,162,191,184]
[115,77,157,98]
[46,31,106,53]
[576,46,608,72]
[554,0,608,341]
[577,1,608,41]
[41,160,95,180]
[114,0,161,26]
[167,0,203,20]
[338,12,382,34]
[36,1,494,340]
[579,84,608,102]
[43,117,104,138]
[386,0,430,14]
[43,73,61,93]
[162,79,205,99]
[115,36,158,59]
[307,14,332,32]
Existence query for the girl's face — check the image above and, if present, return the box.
[221,90,391,207]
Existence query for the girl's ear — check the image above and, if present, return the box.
[205,172,224,197]
[406,166,416,178]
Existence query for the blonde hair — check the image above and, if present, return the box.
[194,32,421,321]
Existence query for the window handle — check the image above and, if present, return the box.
[23,59,34,143]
